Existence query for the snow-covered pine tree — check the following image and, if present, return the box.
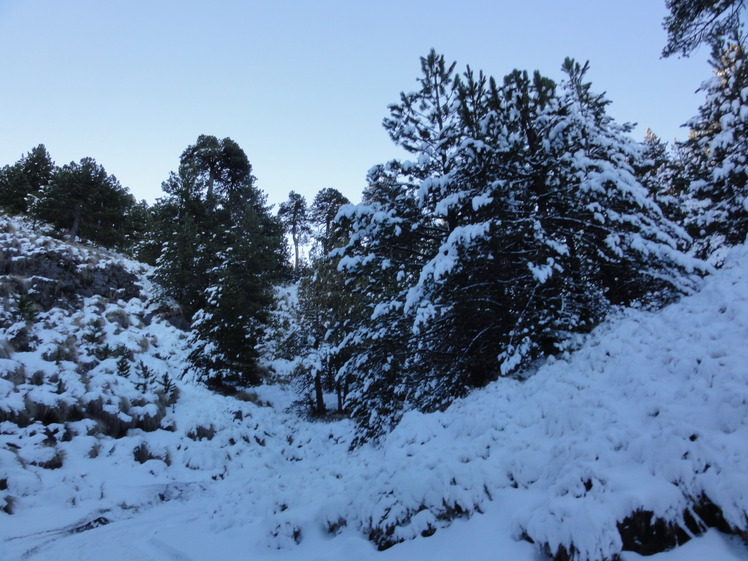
[293,257,354,416]
[519,58,701,353]
[334,162,428,439]
[336,53,704,440]
[378,56,495,410]
[459,67,564,379]
[684,34,748,258]
[636,129,689,226]
[289,188,354,415]
[399,66,546,405]
[333,50,466,435]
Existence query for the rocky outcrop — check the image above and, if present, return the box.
[0,240,141,312]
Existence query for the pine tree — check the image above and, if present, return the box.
[153,170,209,319]
[295,263,342,416]
[291,189,355,415]
[179,134,251,203]
[637,129,688,225]
[384,49,463,231]
[663,0,745,57]
[514,58,698,360]
[0,144,54,214]
[188,192,286,386]
[335,56,562,434]
[123,199,156,262]
[409,67,558,388]
[159,373,177,405]
[135,361,153,392]
[31,157,135,249]
[334,161,428,438]
[308,187,350,255]
[335,53,703,441]
[0,164,31,214]
[684,35,748,257]
[154,135,287,387]
[116,356,131,378]
[278,191,311,272]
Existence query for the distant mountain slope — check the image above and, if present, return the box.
[0,213,746,561]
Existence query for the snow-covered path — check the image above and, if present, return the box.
[2,486,746,561]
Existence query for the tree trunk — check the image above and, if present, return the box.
[336,381,344,412]
[313,371,325,415]
[68,208,81,242]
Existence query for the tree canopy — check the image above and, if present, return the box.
[663,0,745,56]
[0,144,54,214]
[325,51,704,439]
[31,156,138,249]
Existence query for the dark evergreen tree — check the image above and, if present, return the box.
[188,183,287,386]
[152,170,207,319]
[154,135,287,387]
[124,199,157,263]
[0,144,54,214]
[179,134,251,203]
[21,145,55,196]
[31,157,135,249]
[0,164,31,215]
[308,187,350,255]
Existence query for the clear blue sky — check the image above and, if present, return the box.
[0,0,710,209]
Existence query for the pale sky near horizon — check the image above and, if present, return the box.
[0,0,711,210]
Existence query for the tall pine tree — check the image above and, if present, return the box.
[154,135,287,387]
[684,35,748,257]
[278,191,311,273]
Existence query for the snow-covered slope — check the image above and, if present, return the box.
[1,214,747,561]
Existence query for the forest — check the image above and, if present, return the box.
[0,0,745,444]
[1,2,748,560]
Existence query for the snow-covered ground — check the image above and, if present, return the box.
[1,216,747,560]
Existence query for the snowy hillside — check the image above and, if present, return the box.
[1,214,747,561]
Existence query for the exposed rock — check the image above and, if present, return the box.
[534,496,747,561]
[0,250,141,310]
[617,509,690,556]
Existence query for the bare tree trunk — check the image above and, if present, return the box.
[68,208,81,242]
[336,381,344,412]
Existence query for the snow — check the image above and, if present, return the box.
[1,213,748,560]
[528,257,560,283]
